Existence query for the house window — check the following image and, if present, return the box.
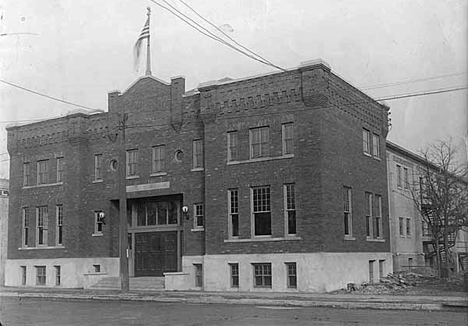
[343,186,352,237]
[365,192,373,238]
[282,123,294,155]
[406,218,411,237]
[37,159,49,184]
[250,127,270,159]
[194,203,204,229]
[94,154,103,180]
[55,266,61,286]
[56,157,64,182]
[252,186,271,236]
[56,205,63,245]
[399,217,404,236]
[94,211,104,234]
[253,263,272,288]
[404,167,409,189]
[229,263,239,288]
[36,266,46,285]
[227,131,238,162]
[194,264,203,287]
[363,129,370,155]
[126,149,138,177]
[379,260,385,280]
[192,139,204,169]
[286,262,297,288]
[374,195,382,239]
[93,264,101,273]
[284,184,296,235]
[21,266,27,285]
[37,206,48,246]
[372,134,380,158]
[22,207,30,247]
[152,145,166,173]
[228,189,239,238]
[396,165,402,188]
[369,260,375,283]
[23,162,31,186]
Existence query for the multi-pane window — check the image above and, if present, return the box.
[372,134,380,158]
[56,157,64,182]
[94,211,104,234]
[282,123,294,155]
[152,145,166,173]
[252,186,271,236]
[404,167,409,189]
[229,263,239,288]
[286,262,297,288]
[227,131,238,162]
[55,266,61,286]
[22,207,30,247]
[21,266,27,285]
[374,195,382,238]
[365,192,373,237]
[126,149,138,177]
[36,266,46,285]
[94,154,103,180]
[228,189,239,238]
[250,127,270,159]
[285,184,296,235]
[56,205,63,245]
[406,218,411,237]
[253,263,272,288]
[369,260,375,283]
[194,264,203,287]
[399,217,404,236]
[363,129,370,155]
[37,160,49,185]
[343,186,352,237]
[37,206,48,246]
[23,162,31,186]
[134,201,178,226]
[396,165,402,188]
[192,140,204,169]
[194,203,204,229]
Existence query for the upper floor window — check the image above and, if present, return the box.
[343,186,353,237]
[37,206,48,246]
[37,160,49,185]
[406,217,411,237]
[374,195,382,239]
[23,162,31,186]
[365,192,373,238]
[282,123,294,155]
[252,186,271,236]
[194,203,204,229]
[56,205,63,245]
[284,184,296,235]
[56,157,64,183]
[227,131,238,162]
[250,127,270,159]
[404,167,409,189]
[372,134,380,158]
[228,189,239,238]
[94,154,103,181]
[94,211,104,235]
[396,165,402,188]
[152,145,166,173]
[126,149,138,177]
[363,129,370,155]
[192,140,204,169]
[22,207,30,247]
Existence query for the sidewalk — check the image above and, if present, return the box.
[1,286,467,311]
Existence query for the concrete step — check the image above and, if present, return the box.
[91,277,120,290]
[90,276,165,291]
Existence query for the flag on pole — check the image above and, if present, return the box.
[134,15,150,71]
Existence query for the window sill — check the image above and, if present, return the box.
[363,152,372,157]
[18,246,66,250]
[126,175,139,180]
[373,156,381,161]
[366,238,386,242]
[344,236,356,241]
[191,228,205,232]
[92,179,103,183]
[23,182,63,189]
[224,236,302,243]
[150,172,167,177]
[227,155,294,166]
[92,233,103,237]
[191,168,204,172]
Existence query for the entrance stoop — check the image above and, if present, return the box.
[90,276,165,291]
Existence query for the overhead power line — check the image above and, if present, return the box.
[377,85,468,101]
[362,71,467,90]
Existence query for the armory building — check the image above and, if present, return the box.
[5,60,392,292]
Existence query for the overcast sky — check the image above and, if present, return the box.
[0,0,466,179]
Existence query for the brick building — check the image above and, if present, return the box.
[0,179,9,285]
[5,60,392,292]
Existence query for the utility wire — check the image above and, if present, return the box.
[377,85,468,101]
[362,71,467,90]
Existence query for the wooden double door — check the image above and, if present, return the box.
[134,231,177,277]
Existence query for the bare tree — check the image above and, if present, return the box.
[410,139,468,278]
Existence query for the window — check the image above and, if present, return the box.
[22,208,30,247]
[343,186,352,237]
[194,203,204,229]
[37,159,49,184]
[284,184,296,235]
[94,154,103,180]
[192,140,204,169]
[363,129,370,155]
[372,134,380,158]
[422,220,430,236]
[365,192,373,238]
[228,189,239,238]
[55,266,61,286]
[369,260,375,283]
[56,157,64,182]
[250,127,270,159]
[194,264,203,287]
[152,145,166,173]
[23,162,31,186]
[37,206,48,246]
[21,266,27,285]
[229,263,239,288]
[282,123,294,155]
[253,263,272,288]
[36,266,46,285]
[396,165,402,188]
[134,201,178,226]
[408,258,413,269]
[404,167,409,189]
[93,264,101,273]
[94,211,104,234]
[286,262,297,288]
[252,186,271,236]
[406,218,411,237]
[379,260,385,280]
[227,131,238,162]
[126,149,138,177]
[56,205,63,245]
[399,217,404,236]
[374,195,382,238]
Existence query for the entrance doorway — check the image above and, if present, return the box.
[134,231,177,276]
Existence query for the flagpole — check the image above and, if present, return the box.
[145,7,152,76]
